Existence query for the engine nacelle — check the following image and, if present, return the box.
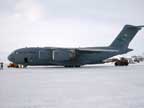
[52,49,76,61]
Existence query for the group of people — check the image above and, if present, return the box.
[0,62,3,69]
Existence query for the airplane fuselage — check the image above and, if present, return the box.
[8,47,131,67]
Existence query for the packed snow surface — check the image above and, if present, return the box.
[0,64,144,108]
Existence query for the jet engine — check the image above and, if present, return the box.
[52,49,76,61]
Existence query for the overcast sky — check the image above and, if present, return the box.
[0,0,144,61]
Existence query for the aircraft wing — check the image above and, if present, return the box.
[77,48,119,53]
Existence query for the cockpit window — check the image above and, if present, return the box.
[15,52,19,54]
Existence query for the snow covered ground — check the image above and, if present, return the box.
[0,64,144,108]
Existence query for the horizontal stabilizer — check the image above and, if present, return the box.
[136,25,144,28]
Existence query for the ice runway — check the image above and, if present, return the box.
[0,64,144,108]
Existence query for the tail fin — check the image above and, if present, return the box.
[110,25,143,49]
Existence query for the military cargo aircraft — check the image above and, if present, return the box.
[8,25,144,67]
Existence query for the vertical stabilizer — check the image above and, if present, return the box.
[110,25,142,49]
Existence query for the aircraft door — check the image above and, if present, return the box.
[24,57,28,63]
[24,56,33,64]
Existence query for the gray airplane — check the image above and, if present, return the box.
[8,25,144,67]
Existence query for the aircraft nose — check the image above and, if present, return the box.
[8,54,12,61]
[8,54,15,62]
